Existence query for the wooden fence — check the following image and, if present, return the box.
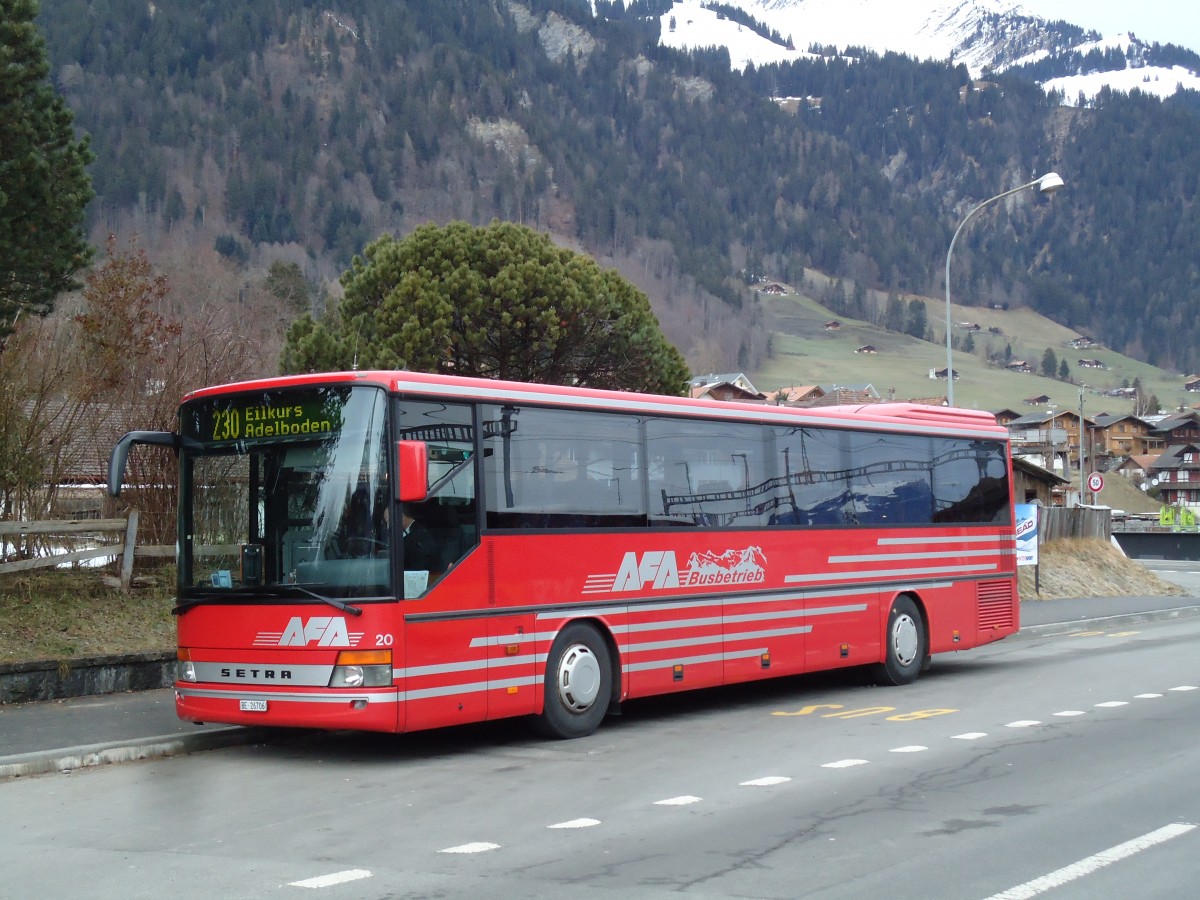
[0,512,172,592]
[1036,506,1112,543]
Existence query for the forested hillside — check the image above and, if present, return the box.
[35,0,1200,375]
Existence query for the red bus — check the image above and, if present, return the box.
[108,370,1018,739]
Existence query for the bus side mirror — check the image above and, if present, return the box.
[108,430,180,498]
[398,440,429,502]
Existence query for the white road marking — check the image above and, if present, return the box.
[1005,720,1041,728]
[1053,710,1086,717]
[740,776,791,786]
[951,732,988,740]
[822,759,868,768]
[289,869,372,889]
[439,842,500,854]
[655,795,702,806]
[548,818,600,829]
[1095,701,1128,708]
[1170,685,1198,691]
[890,745,928,753]
[983,823,1197,899]
[1134,693,1163,699]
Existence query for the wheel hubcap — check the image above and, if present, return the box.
[892,613,919,667]
[556,643,601,712]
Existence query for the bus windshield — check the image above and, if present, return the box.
[178,384,392,599]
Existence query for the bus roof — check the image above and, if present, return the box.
[182,370,1007,440]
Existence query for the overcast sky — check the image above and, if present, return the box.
[1023,1,1200,54]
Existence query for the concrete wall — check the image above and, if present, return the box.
[1113,531,1200,561]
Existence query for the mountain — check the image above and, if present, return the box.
[33,0,1200,387]
[656,0,1200,102]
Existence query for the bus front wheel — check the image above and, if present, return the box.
[873,595,926,686]
[536,623,612,739]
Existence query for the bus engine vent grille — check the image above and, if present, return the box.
[977,580,1015,631]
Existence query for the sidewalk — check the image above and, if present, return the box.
[3,595,1199,779]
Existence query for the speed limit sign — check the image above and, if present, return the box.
[1087,472,1104,493]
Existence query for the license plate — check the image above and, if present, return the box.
[239,699,268,712]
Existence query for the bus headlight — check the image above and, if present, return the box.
[329,649,392,688]
[177,649,197,682]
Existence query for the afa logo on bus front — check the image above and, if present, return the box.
[597,547,768,593]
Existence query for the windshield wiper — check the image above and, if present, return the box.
[288,583,362,616]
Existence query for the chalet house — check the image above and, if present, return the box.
[812,384,881,406]
[1150,411,1200,445]
[1007,410,1090,476]
[772,385,826,406]
[928,367,959,381]
[1077,359,1107,369]
[991,408,1023,426]
[823,320,841,331]
[690,373,761,398]
[1149,443,1200,508]
[759,283,788,295]
[855,345,877,354]
[1091,414,1162,459]
[690,381,764,402]
[1113,454,1159,481]
[1068,336,1096,350]
[1004,360,1032,373]
[1023,394,1051,406]
[1184,375,1200,392]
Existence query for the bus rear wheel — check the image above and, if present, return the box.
[536,623,612,739]
[873,595,926,686]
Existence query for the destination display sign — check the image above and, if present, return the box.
[182,388,347,443]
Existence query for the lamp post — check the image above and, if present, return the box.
[944,171,1065,406]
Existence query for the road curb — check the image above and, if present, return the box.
[1015,604,1200,638]
[0,726,275,779]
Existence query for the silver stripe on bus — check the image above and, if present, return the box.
[828,549,1005,563]
[623,647,768,673]
[786,563,997,583]
[402,675,541,702]
[537,583,882,621]
[877,534,1012,545]
[622,626,811,655]
[177,687,389,704]
[395,654,538,678]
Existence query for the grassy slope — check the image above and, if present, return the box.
[0,568,175,664]
[753,277,1188,415]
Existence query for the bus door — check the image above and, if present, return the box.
[394,401,487,732]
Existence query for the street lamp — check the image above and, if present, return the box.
[944,171,1065,406]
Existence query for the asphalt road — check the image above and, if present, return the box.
[2,614,1198,899]
[1137,557,1200,595]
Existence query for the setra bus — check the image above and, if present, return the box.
[108,370,1018,739]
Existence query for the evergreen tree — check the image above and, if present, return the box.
[281,221,691,395]
[0,0,94,347]
[1041,347,1058,377]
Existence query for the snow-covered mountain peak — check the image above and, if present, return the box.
[651,0,1200,103]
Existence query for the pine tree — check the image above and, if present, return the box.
[0,0,94,347]
[281,221,691,395]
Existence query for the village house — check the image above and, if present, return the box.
[1090,413,1162,459]
[1004,360,1032,373]
[689,372,761,399]
[1149,443,1200,508]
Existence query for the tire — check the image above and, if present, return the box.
[535,622,612,739]
[872,595,926,686]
